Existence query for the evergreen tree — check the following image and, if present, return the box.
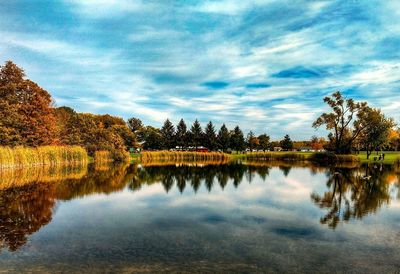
[217,124,230,151]
[175,118,188,149]
[190,119,203,148]
[204,121,217,150]
[280,134,293,150]
[230,125,245,153]
[160,119,175,149]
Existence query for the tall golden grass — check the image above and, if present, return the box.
[140,151,230,163]
[0,165,87,190]
[0,146,88,169]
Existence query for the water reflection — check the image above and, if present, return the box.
[0,161,399,255]
[0,163,133,252]
[311,163,399,229]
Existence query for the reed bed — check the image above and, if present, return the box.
[94,150,113,163]
[140,158,230,167]
[140,151,230,163]
[0,165,87,190]
[0,146,88,169]
[244,152,308,162]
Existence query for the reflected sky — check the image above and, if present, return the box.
[0,162,400,273]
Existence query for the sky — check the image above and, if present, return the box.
[1,0,399,139]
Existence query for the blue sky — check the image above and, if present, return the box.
[1,0,399,139]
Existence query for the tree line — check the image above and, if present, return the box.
[1,60,399,156]
[0,61,136,159]
[128,117,277,152]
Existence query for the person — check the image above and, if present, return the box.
[382,153,385,160]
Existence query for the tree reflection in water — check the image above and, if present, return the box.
[0,163,134,253]
[311,163,398,229]
[0,160,398,253]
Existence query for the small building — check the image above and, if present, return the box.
[195,146,209,152]
[299,147,314,152]
[274,147,283,152]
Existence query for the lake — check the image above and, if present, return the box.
[1,161,400,273]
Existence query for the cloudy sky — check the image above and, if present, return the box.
[1,0,399,139]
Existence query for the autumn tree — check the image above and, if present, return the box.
[217,124,230,151]
[246,131,259,151]
[313,91,370,154]
[258,134,270,152]
[280,134,293,151]
[357,108,395,159]
[0,61,56,146]
[160,118,175,149]
[230,126,245,153]
[310,135,325,151]
[175,119,188,149]
[204,121,217,150]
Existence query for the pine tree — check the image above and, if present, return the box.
[204,121,217,150]
[190,119,203,148]
[175,118,188,149]
[217,124,230,151]
[161,118,175,149]
[230,125,245,153]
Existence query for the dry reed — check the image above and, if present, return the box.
[140,151,230,163]
[0,146,88,169]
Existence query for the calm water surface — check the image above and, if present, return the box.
[0,162,400,273]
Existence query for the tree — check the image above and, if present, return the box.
[310,135,325,151]
[230,126,245,153]
[357,108,395,159]
[127,117,143,133]
[137,126,163,150]
[313,91,369,154]
[175,119,188,149]
[217,124,230,151]
[160,119,175,149]
[190,119,203,148]
[280,134,293,151]
[246,131,259,151]
[204,121,217,150]
[0,61,56,146]
[258,134,270,152]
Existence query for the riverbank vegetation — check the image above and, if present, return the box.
[0,61,136,163]
[140,151,230,163]
[0,146,87,169]
[1,60,399,167]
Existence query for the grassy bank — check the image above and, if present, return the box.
[140,151,230,163]
[357,151,400,164]
[0,146,88,169]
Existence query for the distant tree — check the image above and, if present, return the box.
[258,134,270,152]
[230,126,245,153]
[0,61,56,146]
[160,118,175,149]
[138,126,163,150]
[217,124,230,151]
[204,121,217,150]
[190,119,203,148]
[313,91,369,154]
[357,108,395,159]
[246,131,259,151]
[310,135,325,151]
[388,129,400,151]
[280,134,293,151]
[175,119,188,149]
[127,117,143,133]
